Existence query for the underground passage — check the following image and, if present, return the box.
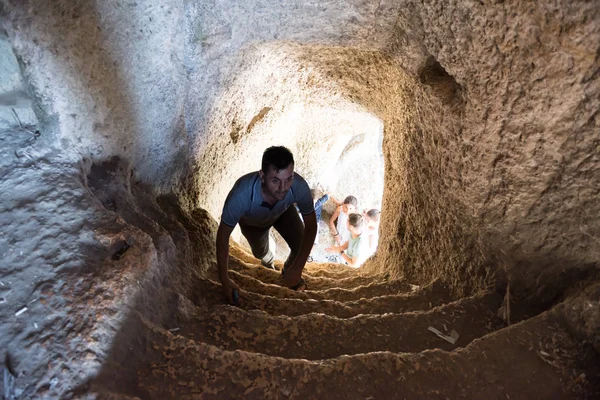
[0,1,599,399]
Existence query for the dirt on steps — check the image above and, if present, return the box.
[228,257,387,290]
[229,245,374,282]
[247,279,453,318]
[188,277,454,318]
[228,270,412,301]
[302,262,372,279]
[92,306,598,399]
[178,292,504,360]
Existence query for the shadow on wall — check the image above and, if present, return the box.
[496,251,600,318]
[418,55,464,110]
[0,33,37,130]
[67,157,217,398]
[1,1,139,166]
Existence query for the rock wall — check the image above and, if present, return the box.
[384,0,600,295]
[1,0,598,305]
[1,0,187,188]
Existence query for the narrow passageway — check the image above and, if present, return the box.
[0,1,599,399]
[79,170,598,398]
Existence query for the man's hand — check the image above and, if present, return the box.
[221,278,240,305]
[325,245,339,254]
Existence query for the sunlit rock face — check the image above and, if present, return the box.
[1,1,187,187]
[4,0,597,289]
[384,1,600,295]
[0,0,599,397]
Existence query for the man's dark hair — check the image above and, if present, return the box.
[366,209,381,222]
[348,213,364,229]
[343,195,358,207]
[262,146,294,173]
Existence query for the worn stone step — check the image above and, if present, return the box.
[228,258,389,291]
[243,279,455,318]
[179,292,504,360]
[303,261,369,279]
[229,270,411,301]
[230,244,371,280]
[95,307,595,399]
[189,278,454,319]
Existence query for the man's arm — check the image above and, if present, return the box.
[325,241,353,264]
[329,206,340,235]
[325,240,349,252]
[282,211,317,287]
[344,253,359,267]
[216,221,238,303]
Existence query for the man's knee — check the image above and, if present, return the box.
[246,238,268,259]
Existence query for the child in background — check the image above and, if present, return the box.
[329,195,358,246]
[325,213,369,268]
[310,189,330,247]
[364,209,381,256]
[311,189,329,226]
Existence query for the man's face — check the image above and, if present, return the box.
[260,164,294,201]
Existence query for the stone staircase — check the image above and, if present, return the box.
[2,136,598,400]
[77,162,597,399]
[89,249,598,399]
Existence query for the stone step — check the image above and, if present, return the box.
[100,307,592,399]
[179,292,504,360]
[243,279,455,318]
[228,258,389,290]
[229,244,370,280]
[303,261,369,279]
[189,278,454,318]
[229,270,411,301]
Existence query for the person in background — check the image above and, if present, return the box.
[329,195,358,246]
[364,208,381,257]
[311,189,330,227]
[325,213,369,268]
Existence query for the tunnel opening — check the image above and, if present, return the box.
[232,115,386,267]
[189,43,391,269]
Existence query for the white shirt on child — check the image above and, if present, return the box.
[366,228,379,257]
[336,211,350,243]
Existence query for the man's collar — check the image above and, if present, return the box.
[260,200,276,210]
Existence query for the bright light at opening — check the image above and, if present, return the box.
[264,106,385,267]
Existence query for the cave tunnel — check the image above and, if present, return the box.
[0,1,599,398]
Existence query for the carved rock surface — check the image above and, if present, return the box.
[0,0,598,398]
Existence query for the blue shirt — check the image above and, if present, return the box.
[221,171,314,228]
[314,194,329,221]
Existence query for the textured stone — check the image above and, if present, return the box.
[0,0,598,398]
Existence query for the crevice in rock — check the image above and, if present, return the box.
[418,55,464,107]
